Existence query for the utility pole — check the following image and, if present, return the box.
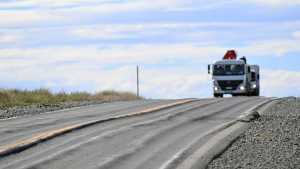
[136,65,140,98]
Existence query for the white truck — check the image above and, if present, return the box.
[208,50,260,98]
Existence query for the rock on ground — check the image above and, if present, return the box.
[208,97,300,169]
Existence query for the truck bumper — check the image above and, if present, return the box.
[214,90,247,95]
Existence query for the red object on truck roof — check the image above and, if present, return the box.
[223,50,237,60]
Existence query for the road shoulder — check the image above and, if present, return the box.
[208,97,300,169]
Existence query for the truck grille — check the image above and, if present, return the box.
[217,80,243,91]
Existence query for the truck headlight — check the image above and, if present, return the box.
[252,84,257,89]
[240,86,245,91]
[214,87,218,91]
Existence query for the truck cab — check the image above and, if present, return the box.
[208,50,260,97]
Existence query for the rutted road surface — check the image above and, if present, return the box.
[0,97,271,169]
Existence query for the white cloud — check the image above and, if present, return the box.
[2,0,297,11]
[141,68,210,98]
[0,0,299,28]
[0,39,298,72]
[0,44,225,66]
[70,23,218,41]
[0,45,216,98]
[71,24,165,40]
[0,0,97,8]
[0,56,211,98]
[240,39,300,57]
[261,69,300,97]
[0,33,20,43]
[293,31,300,39]
[243,0,300,7]
[0,10,65,27]
[72,28,128,40]
[0,0,189,27]
[69,22,250,38]
[0,0,190,12]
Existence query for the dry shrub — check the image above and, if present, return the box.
[0,89,141,108]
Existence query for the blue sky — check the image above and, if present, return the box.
[0,0,300,98]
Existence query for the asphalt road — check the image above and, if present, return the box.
[0,97,270,169]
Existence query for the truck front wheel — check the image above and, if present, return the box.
[214,94,223,98]
[255,89,260,96]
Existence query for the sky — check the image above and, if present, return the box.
[0,0,300,99]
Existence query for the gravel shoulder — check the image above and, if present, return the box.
[208,97,300,169]
[0,101,104,119]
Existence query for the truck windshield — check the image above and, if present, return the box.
[213,64,245,76]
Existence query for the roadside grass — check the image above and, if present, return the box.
[0,89,141,109]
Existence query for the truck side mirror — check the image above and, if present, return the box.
[208,65,211,74]
[248,67,251,73]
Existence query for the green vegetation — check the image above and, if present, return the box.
[0,89,141,108]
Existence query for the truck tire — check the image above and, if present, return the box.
[255,89,260,96]
[214,94,223,98]
[247,91,254,97]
